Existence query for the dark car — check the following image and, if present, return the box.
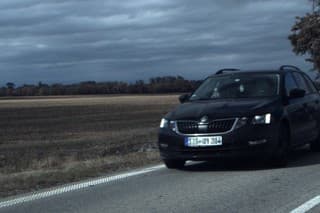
[158,65,320,169]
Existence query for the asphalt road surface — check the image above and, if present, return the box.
[2,147,320,213]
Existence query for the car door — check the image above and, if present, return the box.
[292,72,318,144]
[284,72,309,146]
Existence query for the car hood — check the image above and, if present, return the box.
[166,97,281,120]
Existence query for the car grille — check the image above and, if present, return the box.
[176,118,236,135]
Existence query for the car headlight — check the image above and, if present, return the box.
[252,113,271,125]
[160,118,169,128]
[160,118,177,131]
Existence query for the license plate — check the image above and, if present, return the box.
[185,136,222,147]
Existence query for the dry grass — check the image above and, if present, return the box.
[0,95,179,198]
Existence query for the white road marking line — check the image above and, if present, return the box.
[291,195,320,213]
[0,164,165,209]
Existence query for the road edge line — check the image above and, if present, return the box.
[291,195,320,213]
[0,164,165,209]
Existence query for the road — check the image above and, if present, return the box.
[1,148,320,213]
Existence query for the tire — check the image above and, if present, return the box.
[163,159,185,169]
[310,134,320,152]
[270,124,290,167]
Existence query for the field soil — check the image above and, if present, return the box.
[0,95,178,198]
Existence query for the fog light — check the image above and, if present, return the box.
[160,143,168,148]
[248,139,267,145]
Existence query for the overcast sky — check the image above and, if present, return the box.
[0,0,313,85]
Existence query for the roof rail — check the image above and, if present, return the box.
[215,68,240,75]
[279,65,301,71]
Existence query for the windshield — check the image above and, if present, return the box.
[190,73,280,101]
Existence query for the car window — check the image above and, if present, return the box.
[292,72,311,94]
[302,74,317,93]
[285,73,298,96]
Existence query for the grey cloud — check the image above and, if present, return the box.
[0,0,313,85]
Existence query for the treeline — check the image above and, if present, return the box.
[0,76,202,96]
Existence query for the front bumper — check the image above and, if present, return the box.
[158,123,280,161]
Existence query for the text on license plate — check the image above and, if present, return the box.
[185,136,223,147]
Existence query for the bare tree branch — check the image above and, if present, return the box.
[289,2,320,71]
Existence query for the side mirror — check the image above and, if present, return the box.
[289,88,306,99]
[179,94,190,103]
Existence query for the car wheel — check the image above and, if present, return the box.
[310,134,320,152]
[163,159,185,169]
[271,125,289,167]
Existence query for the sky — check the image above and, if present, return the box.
[0,0,313,85]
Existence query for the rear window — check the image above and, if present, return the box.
[292,72,312,94]
[302,74,318,93]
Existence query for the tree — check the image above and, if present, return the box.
[0,87,6,96]
[289,0,320,71]
[310,0,320,12]
[6,82,15,96]
[6,82,15,89]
